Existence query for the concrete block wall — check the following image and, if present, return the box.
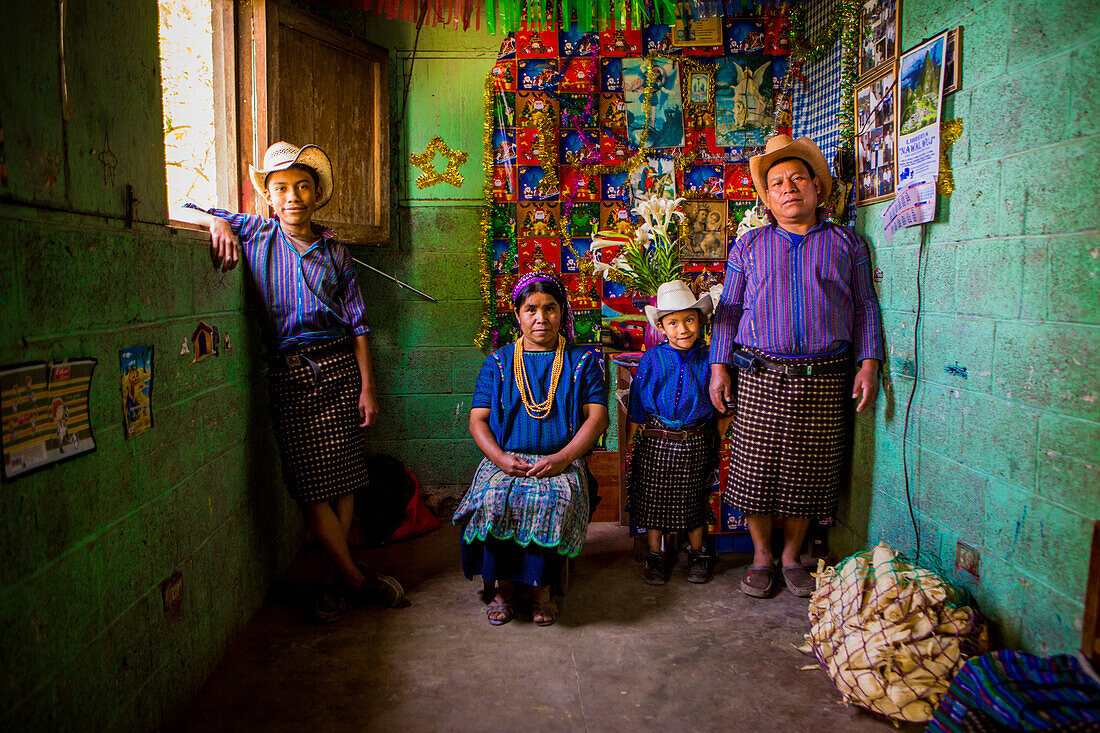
[0,0,300,727]
[837,0,1100,654]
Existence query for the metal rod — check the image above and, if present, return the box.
[350,257,438,303]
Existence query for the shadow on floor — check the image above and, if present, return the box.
[169,523,922,732]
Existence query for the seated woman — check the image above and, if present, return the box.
[454,271,609,626]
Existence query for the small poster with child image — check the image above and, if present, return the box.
[120,346,154,439]
[1,359,97,480]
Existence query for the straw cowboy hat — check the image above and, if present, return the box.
[645,280,714,330]
[748,134,832,204]
[248,141,334,208]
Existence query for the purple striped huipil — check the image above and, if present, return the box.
[710,220,884,365]
[188,205,370,351]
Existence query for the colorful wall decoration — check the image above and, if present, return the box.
[477,9,800,351]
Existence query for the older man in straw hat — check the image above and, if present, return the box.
[708,134,883,599]
[173,141,405,623]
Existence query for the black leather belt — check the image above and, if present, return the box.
[641,424,709,441]
[756,359,848,376]
[265,338,349,375]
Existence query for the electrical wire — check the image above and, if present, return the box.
[900,224,925,561]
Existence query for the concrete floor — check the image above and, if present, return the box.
[171,524,916,732]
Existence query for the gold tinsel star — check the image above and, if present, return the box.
[938,119,964,196]
[410,136,468,189]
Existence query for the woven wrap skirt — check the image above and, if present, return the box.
[627,422,717,531]
[453,454,591,559]
[725,350,852,518]
[267,337,368,504]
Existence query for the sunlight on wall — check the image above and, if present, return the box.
[159,0,215,208]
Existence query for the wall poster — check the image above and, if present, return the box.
[897,31,947,188]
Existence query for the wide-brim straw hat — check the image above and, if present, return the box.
[748,134,832,204]
[644,280,714,331]
[248,141,334,208]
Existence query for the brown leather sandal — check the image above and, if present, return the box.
[486,597,514,626]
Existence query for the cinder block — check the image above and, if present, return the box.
[1047,233,1100,325]
[900,0,963,50]
[396,301,482,348]
[357,250,480,303]
[970,56,1071,163]
[403,206,485,254]
[131,399,204,502]
[1039,413,1100,464]
[200,378,251,463]
[921,242,957,314]
[1019,584,1086,656]
[982,480,1092,598]
[1002,138,1100,236]
[964,550,1026,650]
[370,346,453,395]
[364,394,408,442]
[914,385,966,463]
[1067,39,1100,140]
[916,448,987,544]
[452,346,491,393]
[1008,0,1100,68]
[866,489,919,552]
[954,239,1024,318]
[993,322,1100,420]
[959,4,1009,93]
[406,394,475,441]
[935,160,1007,240]
[919,314,996,393]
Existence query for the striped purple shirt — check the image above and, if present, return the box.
[189,206,370,350]
[711,220,884,364]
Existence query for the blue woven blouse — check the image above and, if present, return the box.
[627,341,714,429]
[472,343,607,455]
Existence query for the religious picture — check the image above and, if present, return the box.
[714,55,773,147]
[119,346,153,439]
[855,67,898,205]
[679,200,728,261]
[686,69,713,106]
[898,31,947,186]
[629,157,677,202]
[622,57,685,149]
[859,0,900,78]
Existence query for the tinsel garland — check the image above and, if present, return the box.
[938,119,963,197]
[788,0,861,151]
[475,73,498,349]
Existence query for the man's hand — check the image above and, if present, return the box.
[209,218,240,272]
[358,389,379,427]
[495,453,534,477]
[526,453,571,478]
[853,359,880,413]
[708,363,734,414]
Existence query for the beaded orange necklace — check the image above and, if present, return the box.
[513,335,565,420]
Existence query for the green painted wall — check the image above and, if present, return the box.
[839,0,1100,654]
[0,0,300,728]
[301,6,502,514]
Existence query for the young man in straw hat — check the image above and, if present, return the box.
[174,141,405,623]
[707,134,883,599]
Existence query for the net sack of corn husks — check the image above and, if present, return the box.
[799,543,985,723]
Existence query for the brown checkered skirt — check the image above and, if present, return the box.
[267,337,368,504]
[725,351,852,518]
[627,422,717,531]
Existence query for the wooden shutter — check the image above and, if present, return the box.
[241,1,390,245]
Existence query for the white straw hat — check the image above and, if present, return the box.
[248,141,334,208]
[644,280,714,330]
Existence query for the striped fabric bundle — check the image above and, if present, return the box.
[926,651,1100,732]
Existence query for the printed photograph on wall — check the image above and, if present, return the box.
[1,359,98,480]
[629,157,677,202]
[943,26,962,95]
[859,0,900,78]
[672,15,723,47]
[855,66,898,205]
[622,56,685,149]
[686,67,715,106]
[678,200,728,261]
[714,55,773,147]
[120,346,154,439]
[898,31,947,186]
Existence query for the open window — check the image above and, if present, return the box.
[160,0,390,245]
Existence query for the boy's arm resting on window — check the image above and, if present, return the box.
[170,205,240,273]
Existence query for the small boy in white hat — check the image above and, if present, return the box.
[626,280,718,584]
[173,141,404,623]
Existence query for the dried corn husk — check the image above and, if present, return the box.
[801,542,983,723]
